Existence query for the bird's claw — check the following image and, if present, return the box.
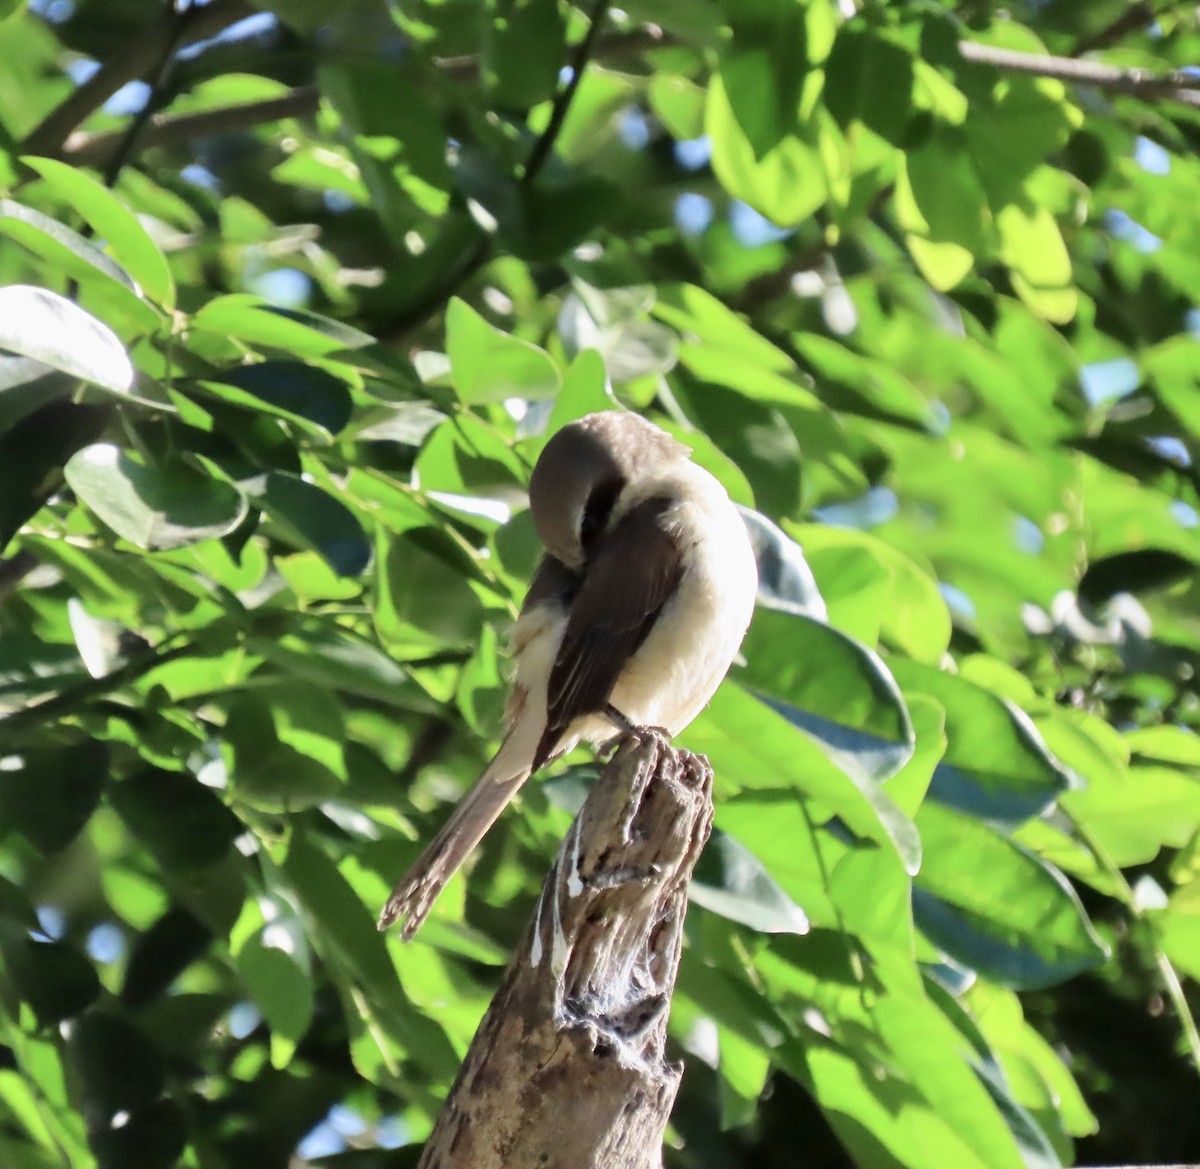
[604,704,670,744]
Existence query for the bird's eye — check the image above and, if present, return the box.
[579,477,622,549]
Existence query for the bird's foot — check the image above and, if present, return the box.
[604,704,670,743]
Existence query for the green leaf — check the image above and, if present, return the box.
[537,348,618,438]
[236,931,315,1058]
[1125,726,1200,768]
[64,444,249,550]
[691,828,811,934]
[789,524,952,663]
[319,60,452,224]
[829,845,913,949]
[375,525,486,652]
[23,156,175,307]
[248,627,438,712]
[824,25,915,145]
[1062,761,1200,867]
[888,658,1073,825]
[281,832,461,1078]
[713,794,836,926]
[1142,336,1200,447]
[191,295,373,357]
[718,0,807,156]
[445,298,561,404]
[706,72,827,227]
[897,128,988,252]
[789,535,891,645]
[737,605,914,782]
[648,74,706,139]
[871,993,1029,1169]
[0,935,100,1026]
[969,983,1098,1140]
[687,683,920,875]
[0,285,134,395]
[223,680,348,811]
[965,75,1080,202]
[200,361,353,439]
[108,769,240,872]
[456,620,505,732]
[249,470,371,577]
[0,740,106,853]
[484,0,566,108]
[882,693,947,818]
[779,1031,995,1169]
[913,802,1109,989]
[997,202,1076,324]
[682,387,804,518]
[0,198,159,332]
[0,198,124,283]
[793,333,934,427]
[654,283,800,375]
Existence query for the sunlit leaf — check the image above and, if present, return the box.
[64,443,248,550]
[914,802,1109,989]
[445,298,561,404]
[0,285,133,394]
[23,156,175,307]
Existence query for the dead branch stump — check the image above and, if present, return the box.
[416,732,714,1169]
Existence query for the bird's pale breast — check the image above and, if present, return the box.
[605,461,758,734]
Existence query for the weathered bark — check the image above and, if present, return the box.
[417,732,714,1169]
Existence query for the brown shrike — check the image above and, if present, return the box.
[378,411,759,937]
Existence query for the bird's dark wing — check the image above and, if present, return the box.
[534,496,684,769]
[522,553,580,613]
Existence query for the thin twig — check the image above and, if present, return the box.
[958,39,1200,108]
[379,0,614,343]
[64,84,320,166]
[0,637,195,737]
[61,25,1200,175]
[62,27,666,168]
[1073,2,1157,56]
[375,237,491,344]
[63,0,200,298]
[101,0,203,187]
[734,241,832,313]
[1067,811,1200,1076]
[21,0,256,159]
[521,0,613,184]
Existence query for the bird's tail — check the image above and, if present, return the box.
[377,737,533,938]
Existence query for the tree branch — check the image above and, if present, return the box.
[1,635,194,736]
[378,0,615,344]
[64,84,320,166]
[416,733,713,1169]
[48,18,1200,174]
[21,0,256,160]
[62,25,664,168]
[958,39,1200,108]
[99,0,208,188]
[521,0,613,184]
[1073,2,1157,56]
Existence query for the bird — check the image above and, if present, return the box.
[378,410,759,938]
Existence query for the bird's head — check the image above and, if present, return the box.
[527,412,688,571]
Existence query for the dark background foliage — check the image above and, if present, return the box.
[1,0,1200,1166]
